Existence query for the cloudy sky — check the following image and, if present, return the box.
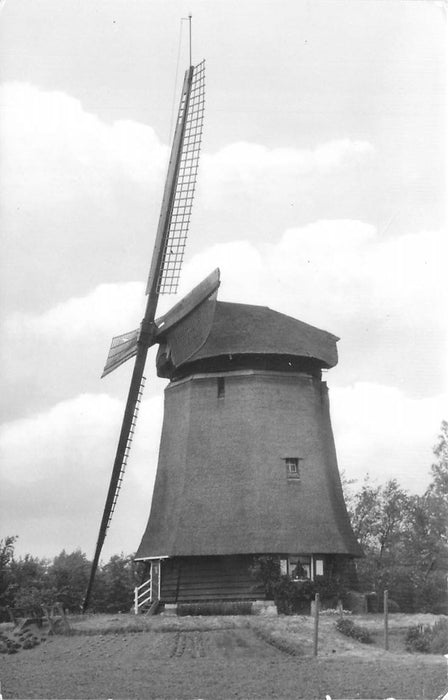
[0,0,446,561]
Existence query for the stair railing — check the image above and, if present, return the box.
[134,575,152,615]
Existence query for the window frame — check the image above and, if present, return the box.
[279,555,325,581]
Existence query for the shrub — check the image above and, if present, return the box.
[405,624,432,653]
[405,619,448,654]
[250,556,350,616]
[274,578,315,615]
[428,618,448,654]
[335,617,373,644]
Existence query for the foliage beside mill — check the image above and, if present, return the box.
[0,539,141,621]
[343,421,448,614]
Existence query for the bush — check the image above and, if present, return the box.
[405,624,432,652]
[274,578,315,615]
[335,617,373,644]
[405,619,448,654]
[250,556,350,616]
[428,618,448,654]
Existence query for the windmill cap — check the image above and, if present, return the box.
[159,298,339,372]
[188,301,339,366]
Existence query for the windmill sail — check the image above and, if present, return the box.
[101,329,139,378]
[146,60,205,298]
[83,58,206,611]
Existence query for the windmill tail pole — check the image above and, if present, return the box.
[83,344,150,611]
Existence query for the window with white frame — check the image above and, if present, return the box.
[279,555,324,581]
[288,555,311,580]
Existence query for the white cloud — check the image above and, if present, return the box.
[181,220,445,330]
[0,82,168,209]
[4,282,144,339]
[0,82,373,223]
[0,391,163,559]
[200,139,374,207]
[7,218,442,343]
[2,220,445,411]
[0,81,377,322]
[180,222,446,397]
[331,382,446,493]
[0,393,121,485]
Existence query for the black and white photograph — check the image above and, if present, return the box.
[0,1,446,698]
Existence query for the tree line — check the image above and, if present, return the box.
[1,421,447,617]
[0,545,140,621]
[343,420,448,613]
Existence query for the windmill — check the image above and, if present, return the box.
[83,54,211,611]
[85,37,362,615]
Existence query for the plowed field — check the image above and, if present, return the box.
[0,615,446,699]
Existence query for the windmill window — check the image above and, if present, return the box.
[285,457,300,480]
[217,377,225,399]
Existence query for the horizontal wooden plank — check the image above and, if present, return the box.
[162,589,260,599]
[159,555,264,603]
[162,586,263,597]
[165,594,259,603]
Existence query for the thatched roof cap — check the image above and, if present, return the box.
[158,301,339,371]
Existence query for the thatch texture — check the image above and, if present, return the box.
[136,369,361,560]
[157,301,339,373]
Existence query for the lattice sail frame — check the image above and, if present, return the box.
[102,329,139,378]
[157,60,205,295]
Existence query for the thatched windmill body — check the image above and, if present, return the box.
[134,299,362,607]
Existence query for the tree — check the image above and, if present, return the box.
[49,550,91,612]
[408,420,448,612]
[9,554,54,610]
[428,420,448,499]
[349,477,409,558]
[345,423,448,612]
[0,536,17,615]
[100,553,136,613]
[401,492,447,612]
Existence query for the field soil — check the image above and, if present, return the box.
[0,613,446,699]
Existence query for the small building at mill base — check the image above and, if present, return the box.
[135,286,362,608]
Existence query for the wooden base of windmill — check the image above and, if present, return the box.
[134,553,358,616]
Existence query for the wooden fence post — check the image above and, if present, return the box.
[313,592,319,657]
[383,589,389,651]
